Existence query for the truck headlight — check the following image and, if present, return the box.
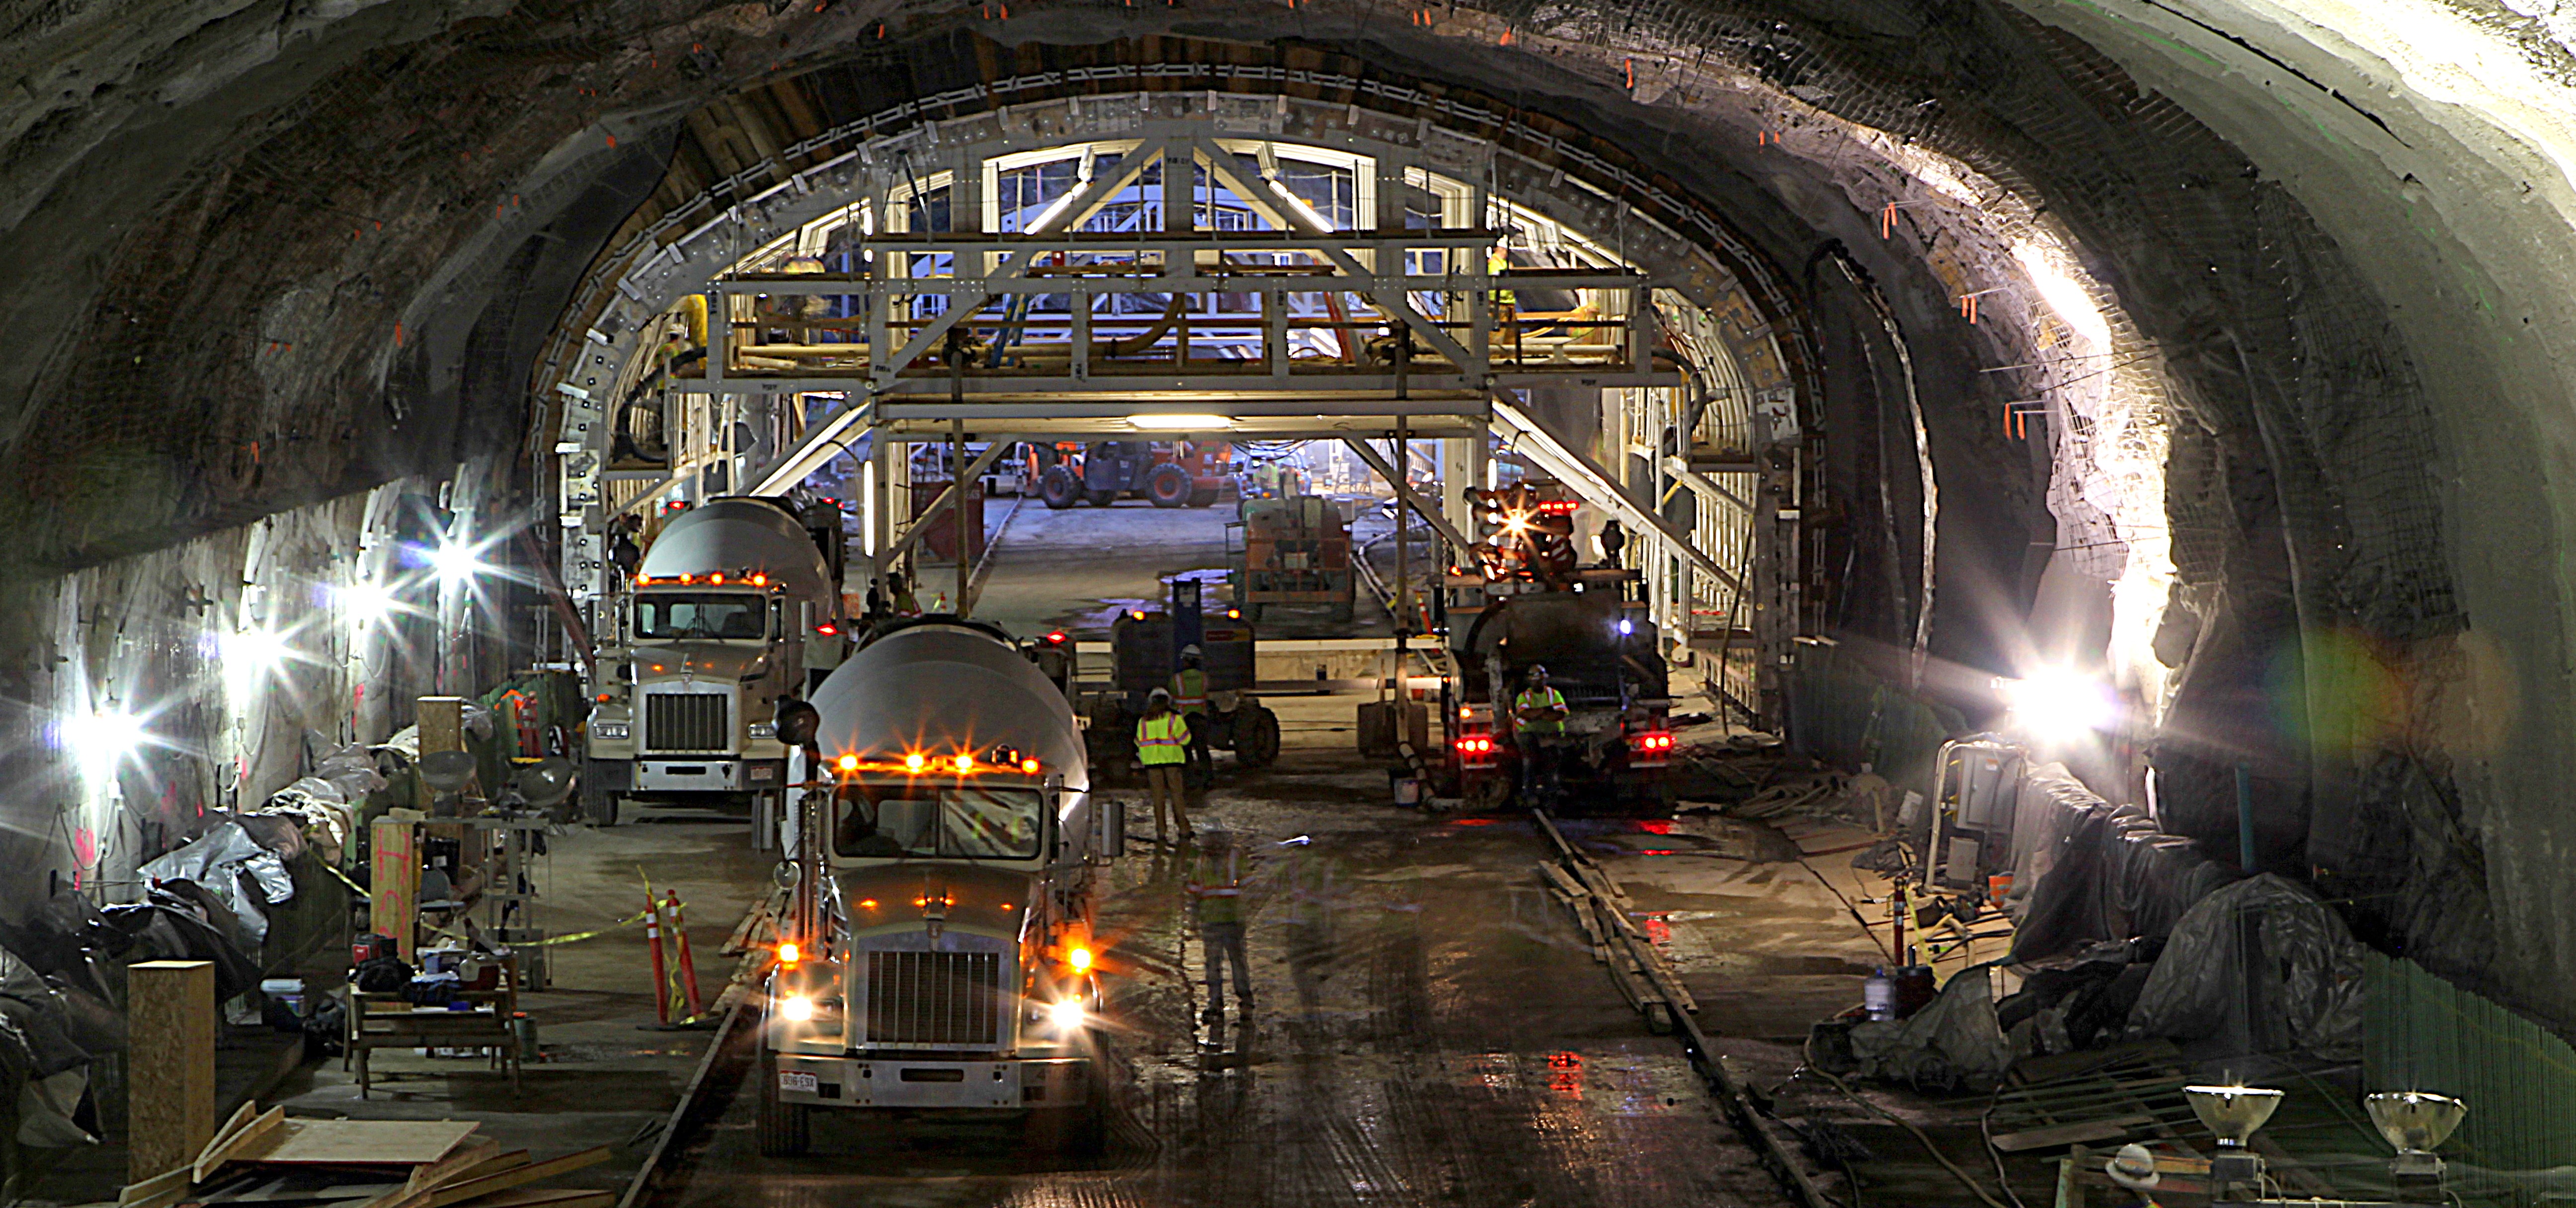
[780,994,816,1022]
[748,721,776,739]
[1046,999,1085,1032]
[594,722,629,740]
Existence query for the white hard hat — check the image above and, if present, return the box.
[1182,644,1203,657]
[2104,1144,2160,1190]
[1148,686,1172,700]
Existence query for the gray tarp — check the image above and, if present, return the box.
[1843,966,2013,1090]
[2124,873,2365,1060]
[138,821,294,945]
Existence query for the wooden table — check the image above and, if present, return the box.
[345,960,522,1097]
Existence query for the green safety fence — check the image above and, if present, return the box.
[2365,950,2576,1197]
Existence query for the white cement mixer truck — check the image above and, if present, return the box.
[759,617,1121,1154]
[582,496,847,825]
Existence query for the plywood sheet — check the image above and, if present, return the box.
[242,1120,477,1167]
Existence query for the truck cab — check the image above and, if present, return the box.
[760,620,1116,1155]
[583,497,845,824]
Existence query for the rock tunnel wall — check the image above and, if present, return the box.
[0,0,2563,1024]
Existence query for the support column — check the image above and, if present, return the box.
[1440,433,1487,554]
[867,433,900,580]
[128,961,215,1182]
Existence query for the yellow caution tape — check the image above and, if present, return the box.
[507,907,655,947]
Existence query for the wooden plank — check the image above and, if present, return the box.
[243,1119,479,1167]
[199,1102,260,1167]
[404,1137,502,1195]
[426,1147,611,1208]
[1989,1115,2156,1152]
[128,961,217,1183]
[448,1191,614,1208]
[115,1164,192,1207]
[371,818,421,961]
[435,1151,532,1189]
[196,1106,288,1182]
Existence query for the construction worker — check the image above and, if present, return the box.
[1172,644,1213,782]
[1514,664,1570,803]
[887,572,920,616]
[1137,687,1192,843]
[1186,829,1253,1021]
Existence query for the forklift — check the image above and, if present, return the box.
[1034,441,1229,510]
[1081,578,1282,782]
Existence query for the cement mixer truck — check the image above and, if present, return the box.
[759,617,1120,1154]
[581,496,847,825]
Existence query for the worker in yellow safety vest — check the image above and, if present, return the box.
[1185,830,1253,1021]
[1172,644,1213,782]
[1513,664,1570,804]
[1136,687,1192,844]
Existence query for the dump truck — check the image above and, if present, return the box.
[582,497,847,825]
[761,617,1120,1154]
[1437,482,1674,812]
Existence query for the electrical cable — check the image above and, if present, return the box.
[1800,1036,2012,1208]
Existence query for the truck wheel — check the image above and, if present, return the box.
[1146,463,1193,508]
[583,784,619,827]
[1187,486,1219,508]
[1235,706,1282,768]
[756,1049,810,1156]
[1085,489,1118,508]
[1040,466,1081,510]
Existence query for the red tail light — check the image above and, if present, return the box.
[1629,732,1675,764]
[1454,735,1497,767]
[1046,631,1068,644]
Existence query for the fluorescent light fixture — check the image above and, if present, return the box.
[220,627,291,670]
[60,709,147,783]
[1995,669,2119,740]
[1128,413,1231,430]
[339,582,395,625]
[431,540,487,586]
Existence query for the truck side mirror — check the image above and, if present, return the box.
[774,699,820,749]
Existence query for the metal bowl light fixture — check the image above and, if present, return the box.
[2183,1084,2285,1148]
[2366,1091,2467,1178]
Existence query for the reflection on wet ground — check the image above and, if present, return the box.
[666,758,1791,1208]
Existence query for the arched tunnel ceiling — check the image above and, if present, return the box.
[7,0,2576,1012]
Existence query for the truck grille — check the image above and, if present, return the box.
[644,693,729,752]
[864,951,1001,1046]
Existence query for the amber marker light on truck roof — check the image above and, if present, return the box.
[905,753,927,773]
[1021,758,1041,774]
[836,754,860,772]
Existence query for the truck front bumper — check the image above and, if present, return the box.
[772,1052,1090,1110]
[633,759,785,791]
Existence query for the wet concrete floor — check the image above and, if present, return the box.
[660,741,1794,1208]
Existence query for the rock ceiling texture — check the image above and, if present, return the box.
[8,0,2576,1018]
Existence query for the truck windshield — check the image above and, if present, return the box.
[834,782,1045,860]
[634,593,766,640]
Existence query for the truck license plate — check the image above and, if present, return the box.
[779,1070,818,1094]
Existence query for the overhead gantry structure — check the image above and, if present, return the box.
[549,79,1811,720]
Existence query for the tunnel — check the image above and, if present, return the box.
[1,0,2570,1203]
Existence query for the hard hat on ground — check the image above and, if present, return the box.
[2104,1144,2160,1190]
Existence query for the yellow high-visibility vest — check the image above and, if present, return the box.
[1515,685,1567,735]
[1172,667,1210,714]
[1137,712,1190,765]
